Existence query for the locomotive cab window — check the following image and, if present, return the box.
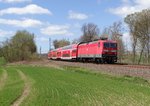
[104,43,109,48]
[110,43,117,48]
[104,43,117,48]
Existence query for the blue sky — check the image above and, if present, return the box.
[0,0,150,53]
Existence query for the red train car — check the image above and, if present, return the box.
[48,44,77,60]
[48,39,117,64]
[61,44,77,60]
[48,50,52,60]
[56,48,62,59]
[51,50,57,59]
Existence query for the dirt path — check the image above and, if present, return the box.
[11,70,31,106]
[0,69,8,91]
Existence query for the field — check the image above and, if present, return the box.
[0,62,150,106]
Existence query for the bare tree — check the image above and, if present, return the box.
[53,39,70,49]
[125,9,150,64]
[101,27,111,38]
[80,23,100,42]
[53,40,59,49]
[125,13,139,63]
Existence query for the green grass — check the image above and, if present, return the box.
[1,65,150,106]
[0,67,24,106]
[0,67,3,76]
[0,57,6,66]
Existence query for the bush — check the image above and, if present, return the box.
[0,30,37,62]
[0,57,6,66]
[29,53,41,61]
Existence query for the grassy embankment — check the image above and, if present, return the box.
[0,63,150,106]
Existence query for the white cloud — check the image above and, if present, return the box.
[0,4,52,16]
[0,0,31,3]
[0,29,14,37]
[0,18,42,28]
[41,24,73,36]
[135,0,150,7]
[68,10,88,20]
[108,0,150,17]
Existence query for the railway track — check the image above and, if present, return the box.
[122,65,150,69]
[105,63,150,69]
[8,59,150,80]
[49,60,150,79]
[49,59,150,70]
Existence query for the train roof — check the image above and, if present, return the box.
[61,44,77,50]
[79,39,117,45]
[49,38,117,52]
[50,44,77,52]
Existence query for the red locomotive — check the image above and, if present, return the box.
[48,39,117,64]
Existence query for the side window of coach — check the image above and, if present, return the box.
[98,42,100,47]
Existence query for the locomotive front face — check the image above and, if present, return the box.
[103,42,117,55]
[102,42,117,63]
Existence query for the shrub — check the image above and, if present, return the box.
[0,30,37,62]
[0,57,6,66]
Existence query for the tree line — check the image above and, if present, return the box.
[0,30,37,62]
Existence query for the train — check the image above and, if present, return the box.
[48,38,117,64]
